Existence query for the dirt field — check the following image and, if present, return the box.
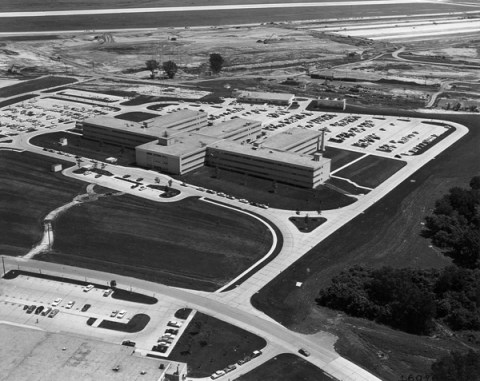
[168,312,266,377]
[43,195,273,291]
[251,110,480,380]
[0,151,85,256]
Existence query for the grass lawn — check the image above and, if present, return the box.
[0,151,84,256]
[114,111,159,122]
[98,314,150,333]
[334,155,406,189]
[179,166,355,211]
[29,131,137,166]
[289,216,327,233]
[168,312,266,377]
[322,146,364,171]
[41,195,273,291]
[238,353,333,381]
[326,176,371,195]
[0,94,37,108]
[0,76,77,97]
[251,110,480,380]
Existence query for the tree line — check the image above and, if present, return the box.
[316,176,480,379]
[145,53,225,79]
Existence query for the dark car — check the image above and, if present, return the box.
[23,305,29,311]
[81,304,91,312]
[34,306,44,315]
[299,348,310,357]
[26,305,36,314]
[122,340,136,347]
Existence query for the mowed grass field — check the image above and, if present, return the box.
[238,353,333,381]
[322,146,364,171]
[0,0,377,12]
[0,3,471,33]
[43,195,273,291]
[0,151,84,256]
[0,77,77,98]
[334,154,406,189]
[168,312,266,377]
[251,111,480,380]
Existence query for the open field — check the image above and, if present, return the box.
[0,151,84,256]
[251,110,480,380]
[335,155,406,189]
[322,146,364,171]
[238,353,333,381]
[179,166,355,211]
[0,0,410,12]
[168,312,266,378]
[0,3,471,33]
[0,76,77,98]
[42,195,273,291]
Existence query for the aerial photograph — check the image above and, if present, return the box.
[1,0,479,380]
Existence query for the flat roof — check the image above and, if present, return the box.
[137,133,219,157]
[147,109,207,129]
[84,110,207,138]
[197,118,261,139]
[0,324,184,381]
[263,127,321,151]
[209,140,329,169]
[235,90,294,102]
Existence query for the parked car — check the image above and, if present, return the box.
[42,307,52,316]
[27,305,36,314]
[122,340,136,347]
[103,289,113,297]
[65,301,75,309]
[48,309,59,318]
[52,298,62,307]
[83,284,94,292]
[81,304,91,312]
[34,306,44,315]
[110,310,119,318]
[117,310,126,319]
[299,348,310,357]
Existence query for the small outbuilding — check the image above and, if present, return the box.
[51,163,63,172]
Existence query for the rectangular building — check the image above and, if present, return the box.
[233,90,295,105]
[207,140,330,188]
[197,118,262,143]
[262,127,322,154]
[82,110,208,148]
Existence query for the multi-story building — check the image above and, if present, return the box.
[233,90,295,106]
[262,127,322,154]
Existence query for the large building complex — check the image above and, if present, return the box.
[82,110,330,188]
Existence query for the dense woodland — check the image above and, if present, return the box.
[316,176,480,377]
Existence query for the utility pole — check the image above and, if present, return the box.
[2,256,5,277]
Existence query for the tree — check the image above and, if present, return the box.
[422,179,480,269]
[145,59,160,78]
[431,350,480,381]
[154,177,161,184]
[209,53,224,74]
[162,60,178,79]
[110,280,117,288]
[168,179,173,188]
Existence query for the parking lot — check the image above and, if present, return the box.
[0,272,194,356]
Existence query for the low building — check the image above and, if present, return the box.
[82,110,208,148]
[262,127,322,154]
[208,140,331,188]
[233,90,295,105]
[310,97,346,110]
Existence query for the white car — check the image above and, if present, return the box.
[117,310,126,319]
[65,301,75,309]
[52,298,62,307]
[83,284,94,292]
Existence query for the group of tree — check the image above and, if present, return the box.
[316,176,480,335]
[145,53,224,79]
[145,59,178,79]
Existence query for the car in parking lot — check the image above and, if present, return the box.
[52,298,62,307]
[103,289,113,297]
[65,301,75,309]
[117,310,127,319]
[42,307,52,316]
[299,348,310,357]
[83,284,94,292]
[34,306,44,315]
[26,305,36,314]
[81,304,91,312]
[122,340,136,347]
[110,310,119,317]
[48,309,59,318]
[23,305,29,311]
